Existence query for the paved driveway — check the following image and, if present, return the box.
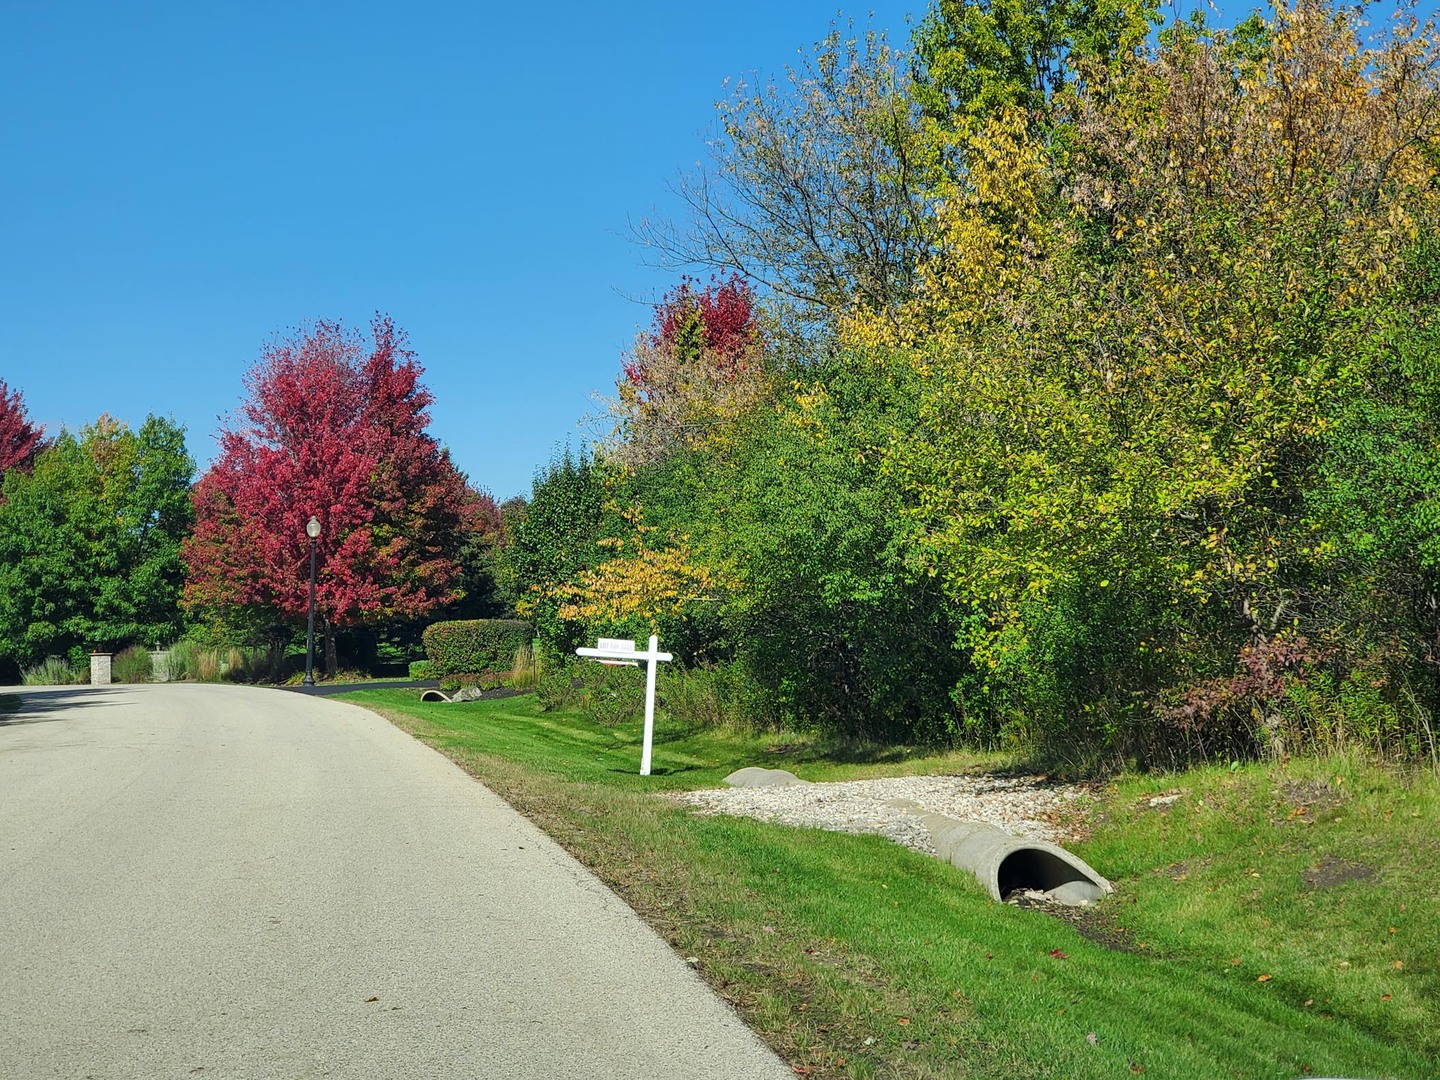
[0,683,790,1079]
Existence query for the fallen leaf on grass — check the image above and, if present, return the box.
[1257,974,1272,983]
[1230,958,1241,967]
[1394,960,1404,970]
[1050,949,1069,959]
[897,1017,911,1026]
[1086,1032,1098,1046]
[1381,994,1392,1002]
[1129,1062,1145,1073]
[792,1068,812,1076]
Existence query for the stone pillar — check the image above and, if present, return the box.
[90,652,113,686]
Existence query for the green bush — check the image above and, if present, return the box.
[423,620,533,677]
[579,663,646,728]
[113,645,153,683]
[536,650,583,711]
[662,661,770,732]
[409,659,434,680]
[534,648,652,724]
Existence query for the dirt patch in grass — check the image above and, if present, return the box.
[1280,779,1346,822]
[1158,858,1206,880]
[1010,892,1142,954]
[1301,856,1376,891]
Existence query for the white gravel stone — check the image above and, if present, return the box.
[669,773,1089,856]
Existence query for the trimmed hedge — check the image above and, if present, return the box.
[408,659,434,680]
[423,619,534,678]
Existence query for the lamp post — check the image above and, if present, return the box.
[302,515,321,686]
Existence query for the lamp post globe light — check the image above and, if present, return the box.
[302,515,321,687]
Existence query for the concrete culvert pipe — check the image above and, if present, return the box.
[922,814,1112,906]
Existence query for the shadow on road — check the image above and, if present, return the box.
[0,685,143,726]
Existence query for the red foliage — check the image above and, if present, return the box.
[0,379,45,477]
[464,486,503,538]
[622,274,759,388]
[183,316,474,630]
[1158,635,1319,735]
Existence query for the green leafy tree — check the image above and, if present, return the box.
[1306,229,1440,684]
[911,0,1158,130]
[0,415,194,668]
[498,448,608,653]
[636,24,933,331]
[695,352,970,741]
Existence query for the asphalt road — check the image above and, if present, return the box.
[0,683,791,1080]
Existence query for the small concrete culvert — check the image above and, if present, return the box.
[423,687,487,703]
[921,814,1112,906]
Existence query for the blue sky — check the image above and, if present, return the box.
[0,1,1383,499]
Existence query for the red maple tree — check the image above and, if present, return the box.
[0,379,45,479]
[183,316,476,673]
[622,274,759,389]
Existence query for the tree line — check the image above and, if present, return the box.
[503,0,1440,766]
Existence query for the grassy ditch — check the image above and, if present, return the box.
[343,689,1439,1079]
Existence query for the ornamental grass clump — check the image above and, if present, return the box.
[20,656,79,686]
[112,645,153,683]
[221,646,267,683]
[508,642,540,690]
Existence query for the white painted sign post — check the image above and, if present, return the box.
[575,634,673,776]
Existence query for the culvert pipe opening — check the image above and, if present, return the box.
[922,815,1112,906]
[997,848,1109,905]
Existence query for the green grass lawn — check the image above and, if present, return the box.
[343,688,1440,1079]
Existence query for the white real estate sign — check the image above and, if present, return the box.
[575,634,673,776]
